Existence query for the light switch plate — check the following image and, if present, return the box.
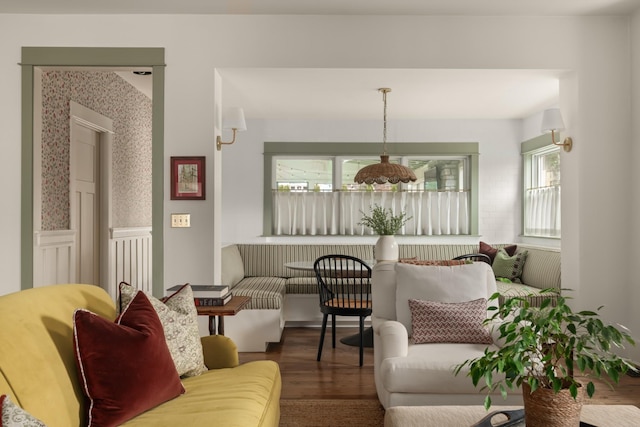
[171,213,191,228]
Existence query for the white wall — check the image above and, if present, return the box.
[631,10,640,360]
[0,14,637,361]
[221,118,522,245]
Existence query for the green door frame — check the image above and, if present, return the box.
[20,47,165,297]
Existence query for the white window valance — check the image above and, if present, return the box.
[272,191,469,236]
[524,186,561,237]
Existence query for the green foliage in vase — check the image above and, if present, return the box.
[454,290,637,410]
[358,204,411,235]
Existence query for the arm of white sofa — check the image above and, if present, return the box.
[373,317,409,359]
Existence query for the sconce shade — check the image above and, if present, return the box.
[541,108,565,133]
[223,107,247,131]
[354,155,417,185]
[217,107,247,150]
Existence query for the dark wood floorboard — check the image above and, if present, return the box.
[239,327,640,406]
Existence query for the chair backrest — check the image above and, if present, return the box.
[313,255,372,313]
[372,261,497,327]
[452,253,492,264]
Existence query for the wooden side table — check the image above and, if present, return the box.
[196,295,251,335]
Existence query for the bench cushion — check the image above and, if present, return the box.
[285,277,317,295]
[222,245,246,288]
[496,281,557,307]
[231,277,286,310]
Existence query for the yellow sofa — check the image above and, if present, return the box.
[0,284,281,427]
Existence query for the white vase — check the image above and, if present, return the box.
[375,235,399,262]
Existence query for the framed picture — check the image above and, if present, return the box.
[171,156,205,200]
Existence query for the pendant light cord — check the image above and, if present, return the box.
[380,88,389,155]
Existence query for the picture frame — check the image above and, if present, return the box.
[171,156,205,200]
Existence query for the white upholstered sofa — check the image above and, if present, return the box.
[371,260,524,408]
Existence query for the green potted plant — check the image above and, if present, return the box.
[455,290,637,427]
[358,204,411,261]
[358,204,410,235]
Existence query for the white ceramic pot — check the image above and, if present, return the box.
[375,235,399,262]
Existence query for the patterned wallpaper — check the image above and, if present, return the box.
[40,70,152,230]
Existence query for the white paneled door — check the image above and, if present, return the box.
[71,123,100,285]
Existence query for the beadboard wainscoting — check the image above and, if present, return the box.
[109,227,153,297]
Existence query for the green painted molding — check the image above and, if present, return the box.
[21,47,165,67]
[264,141,479,156]
[21,47,165,296]
[521,134,551,154]
[263,141,480,236]
[20,65,34,290]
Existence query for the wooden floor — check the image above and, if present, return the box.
[239,327,640,406]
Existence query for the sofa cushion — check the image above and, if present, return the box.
[221,245,246,288]
[394,262,495,336]
[73,292,185,427]
[479,241,517,263]
[380,342,502,394]
[1,394,47,427]
[119,282,207,377]
[492,249,528,282]
[409,298,493,344]
[120,360,281,427]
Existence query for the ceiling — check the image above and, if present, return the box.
[12,0,640,120]
[2,0,639,16]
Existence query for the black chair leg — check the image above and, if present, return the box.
[317,313,328,362]
[359,316,365,367]
[331,314,336,348]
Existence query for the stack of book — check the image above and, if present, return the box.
[168,284,232,306]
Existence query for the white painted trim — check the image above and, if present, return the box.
[69,101,114,291]
[109,227,153,298]
[111,227,153,239]
[33,229,75,287]
[70,101,114,134]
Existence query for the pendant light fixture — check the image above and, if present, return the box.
[354,88,417,185]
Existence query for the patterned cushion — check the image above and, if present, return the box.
[496,281,558,307]
[408,298,493,344]
[492,249,528,282]
[286,277,319,295]
[73,292,185,426]
[119,282,207,377]
[479,241,517,264]
[221,245,246,288]
[231,277,286,309]
[394,262,494,336]
[1,395,47,427]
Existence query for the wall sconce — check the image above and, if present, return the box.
[216,107,247,151]
[541,108,573,152]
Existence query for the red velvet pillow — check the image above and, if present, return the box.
[73,292,185,427]
[479,241,517,264]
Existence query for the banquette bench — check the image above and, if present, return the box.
[221,243,560,352]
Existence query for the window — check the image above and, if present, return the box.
[267,142,479,237]
[523,139,561,238]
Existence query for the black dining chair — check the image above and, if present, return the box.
[453,253,492,264]
[313,255,372,367]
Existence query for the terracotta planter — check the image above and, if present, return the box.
[522,382,584,427]
[374,235,399,262]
